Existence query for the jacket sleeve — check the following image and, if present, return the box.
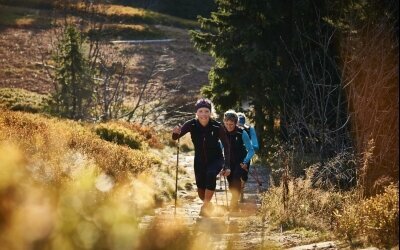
[218,125,230,170]
[249,127,259,151]
[171,120,192,140]
[242,131,255,164]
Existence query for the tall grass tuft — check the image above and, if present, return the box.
[261,168,350,232]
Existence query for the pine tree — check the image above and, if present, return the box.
[191,0,287,151]
[53,25,94,120]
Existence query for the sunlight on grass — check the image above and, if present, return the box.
[73,2,198,29]
[104,5,146,17]
[14,17,35,26]
[89,23,164,40]
[0,111,222,249]
[0,88,50,113]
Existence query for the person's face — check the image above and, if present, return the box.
[196,107,211,124]
[224,119,236,132]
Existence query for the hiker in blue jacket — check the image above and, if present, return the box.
[236,112,259,200]
[237,112,259,152]
[223,110,254,211]
[172,98,231,216]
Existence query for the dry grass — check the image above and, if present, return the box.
[261,160,399,249]
[0,109,234,250]
[261,171,349,232]
[73,2,198,29]
[0,109,200,249]
[334,184,399,249]
[0,110,160,181]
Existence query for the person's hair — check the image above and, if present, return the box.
[237,112,246,125]
[223,110,238,123]
[195,98,217,118]
[195,98,212,111]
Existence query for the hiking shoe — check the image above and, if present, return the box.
[229,202,239,212]
[199,203,213,217]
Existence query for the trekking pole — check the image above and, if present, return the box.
[214,187,218,204]
[223,174,229,208]
[251,159,262,187]
[223,174,230,222]
[242,166,262,186]
[220,173,226,207]
[174,138,180,216]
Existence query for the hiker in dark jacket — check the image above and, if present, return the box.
[223,110,254,211]
[172,98,231,216]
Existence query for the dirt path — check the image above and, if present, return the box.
[139,152,340,249]
[139,152,274,249]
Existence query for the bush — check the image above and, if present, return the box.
[113,121,164,149]
[0,88,50,113]
[0,110,160,180]
[93,123,144,150]
[335,184,399,249]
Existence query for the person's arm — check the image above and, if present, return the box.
[218,125,230,170]
[242,131,255,164]
[171,120,192,140]
[249,127,259,151]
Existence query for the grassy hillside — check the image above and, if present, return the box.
[0,2,210,121]
[0,109,196,249]
[0,109,161,180]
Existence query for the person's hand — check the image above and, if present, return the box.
[172,124,181,134]
[221,169,231,177]
[240,163,248,172]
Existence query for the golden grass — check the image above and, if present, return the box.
[103,4,146,17]
[105,23,146,31]
[0,110,196,249]
[335,184,399,248]
[0,110,160,181]
[261,167,399,248]
[0,110,238,249]
[72,2,198,28]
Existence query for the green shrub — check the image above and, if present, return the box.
[93,123,144,150]
[335,184,399,249]
[113,121,164,149]
[0,88,50,113]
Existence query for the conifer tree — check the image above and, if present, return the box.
[191,0,285,151]
[53,25,94,120]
